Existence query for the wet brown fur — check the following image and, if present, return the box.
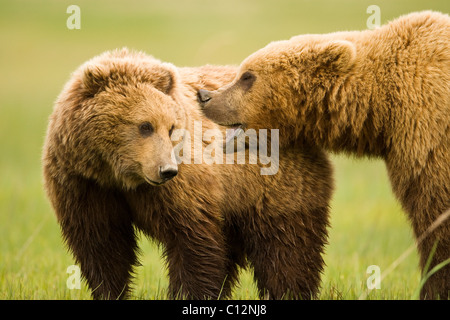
[201,11,450,299]
[42,49,334,299]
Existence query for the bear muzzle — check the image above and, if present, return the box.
[159,164,178,182]
[197,89,212,104]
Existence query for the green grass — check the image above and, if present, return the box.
[1,0,449,300]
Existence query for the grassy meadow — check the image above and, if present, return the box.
[1,0,449,299]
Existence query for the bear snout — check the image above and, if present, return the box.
[197,89,212,105]
[159,164,178,181]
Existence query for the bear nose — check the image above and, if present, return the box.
[159,164,178,181]
[197,89,212,105]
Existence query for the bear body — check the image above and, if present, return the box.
[200,11,450,299]
[43,49,333,299]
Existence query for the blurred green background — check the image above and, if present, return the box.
[1,0,448,299]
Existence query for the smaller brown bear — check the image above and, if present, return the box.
[199,11,450,299]
[43,49,334,299]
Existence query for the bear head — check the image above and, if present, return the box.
[198,36,356,145]
[46,49,186,189]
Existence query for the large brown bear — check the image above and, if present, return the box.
[42,49,333,299]
[199,11,450,299]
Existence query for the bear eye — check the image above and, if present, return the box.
[240,71,254,82]
[139,122,154,137]
[239,71,255,91]
[169,124,175,137]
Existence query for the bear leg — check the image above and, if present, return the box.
[48,175,139,299]
[245,206,329,299]
[418,234,450,299]
[162,215,230,299]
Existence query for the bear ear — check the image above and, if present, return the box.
[316,40,356,73]
[81,63,110,97]
[79,58,178,97]
[150,66,175,95]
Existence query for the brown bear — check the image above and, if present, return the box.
[42,49,333,299]
[198,11,450,299]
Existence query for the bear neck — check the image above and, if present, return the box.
[293,37,394,159]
